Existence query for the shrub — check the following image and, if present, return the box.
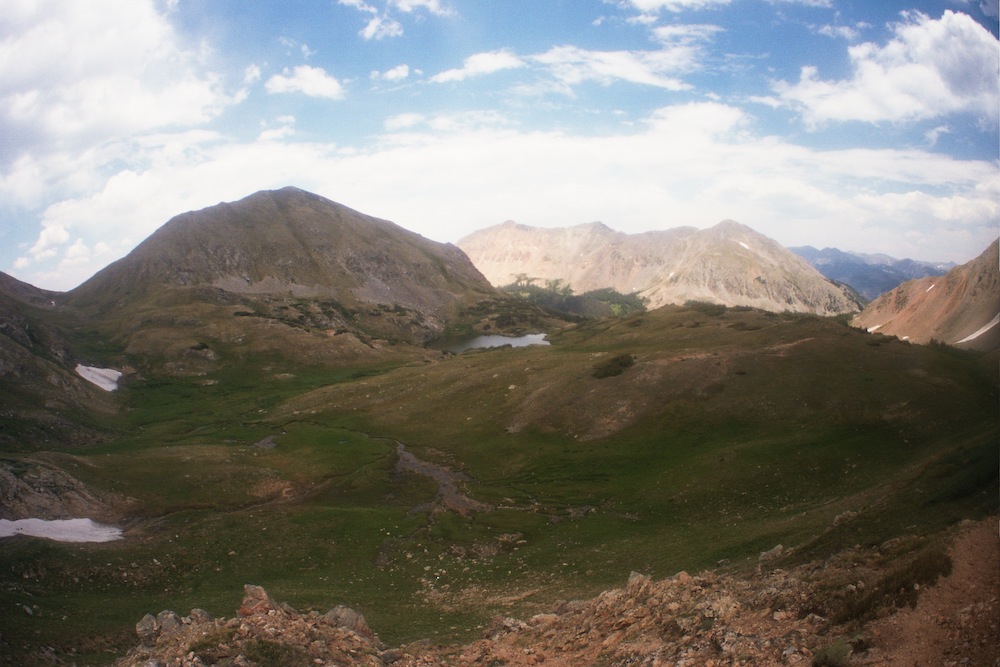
[832,545,952,625]
[592,353,635,378]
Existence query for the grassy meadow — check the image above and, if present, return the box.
[1,304,997,665]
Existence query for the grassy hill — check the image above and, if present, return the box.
[1,303,995,665]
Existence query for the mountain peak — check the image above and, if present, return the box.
[459,220,861,315]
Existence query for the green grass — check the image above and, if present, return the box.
[1,304,997,665]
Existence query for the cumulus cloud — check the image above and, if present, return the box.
[431,50,525,82]
[774,10,1000,127]
[10,100,997,290]
[374,64,411,82]
[0,0,233,167]
[265,65,346,99]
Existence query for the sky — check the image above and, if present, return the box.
[1,0,998,291]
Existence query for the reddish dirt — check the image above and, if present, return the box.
[858,517,999,667]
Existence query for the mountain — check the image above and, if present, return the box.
[62,187,542,372]
[791,246,952,301]
[851,240,999,351]
[458,220,862,316]
[0,272,120,450]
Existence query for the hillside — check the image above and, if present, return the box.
[852,240,999,351]
[0,192,996,666]
[0,272,118,451]
[458,220,861,315]
[114,517,1000,667]
[791,246,951,301]
[2,302,995,665]
[61,188,548,373]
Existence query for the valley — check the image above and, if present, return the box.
[1,304,996,665]
[0,190,996,666]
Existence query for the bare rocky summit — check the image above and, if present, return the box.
[458,220,861,316]
[68,187,495,330]
[852,239,999,351]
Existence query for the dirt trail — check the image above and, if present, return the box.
[859,517,999,666]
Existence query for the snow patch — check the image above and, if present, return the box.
[738,241,750,250]
[954,314,1000,344]
[75,364,122,391]
[0,518,123,543]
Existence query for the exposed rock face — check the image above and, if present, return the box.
[458,220,861,315]
[0,459,124,521]
[852,239,999,350]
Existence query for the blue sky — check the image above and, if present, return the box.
[1,0,998,291]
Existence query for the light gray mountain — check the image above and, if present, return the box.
[458,220,862,316]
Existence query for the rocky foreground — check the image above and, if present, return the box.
[116,518,998,667]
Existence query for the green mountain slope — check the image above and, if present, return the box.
[1,303,994,665]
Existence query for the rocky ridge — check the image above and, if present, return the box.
[458,220,861,316]
[852,239,999,351]
[115,518,998,667]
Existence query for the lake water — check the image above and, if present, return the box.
[434,333,550,354]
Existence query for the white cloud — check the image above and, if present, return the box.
[265,65,346,99]
[431,50,525,82]
[339,0,450,39]
[244,64,262,84]
[361,15,404,40]
[376,64,411,82]
[768,0,832,7]
[924,124,950,146]
[817,24,863,41]
[429,28,718,94]
[9,101,997,290]
[624,0,731,12]
[0,0,232,166]
[391,0,453,16]
[774,10,1000,127]
[384,113,425,130]
[530,45,693,91]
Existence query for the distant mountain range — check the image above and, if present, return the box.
[459,220,863,316]
[790,246,954,301]
[852,240,999,352]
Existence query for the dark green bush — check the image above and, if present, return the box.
[592,353,635,378]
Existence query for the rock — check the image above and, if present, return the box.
[239,584,289,618]
[186,608,212,624]
[135,614,159,646]
[379,648,406,664]
[760,544,784,562]
[155,610,180,635]
[322,604,378,644]
[254,435,277,449]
